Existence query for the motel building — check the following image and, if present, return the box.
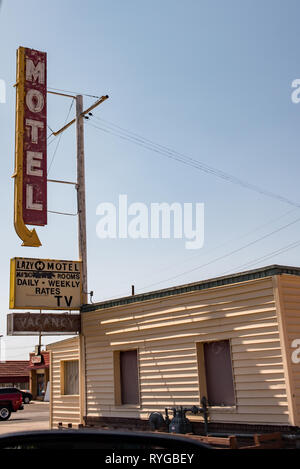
[47,264,300,435]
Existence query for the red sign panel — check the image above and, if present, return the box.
[23,48,47,226]
[31,355,42,364]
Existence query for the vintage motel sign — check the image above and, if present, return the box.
[7,312,81,336]
[10,257,82,310]
[14,47,47,247]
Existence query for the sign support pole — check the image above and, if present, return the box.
[76,95,88,305]
[38,309,42,354]
[76,95,87,424]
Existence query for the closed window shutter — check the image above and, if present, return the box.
[204,340,235,406]
[120,350,139,405]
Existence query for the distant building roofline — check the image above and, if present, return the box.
[0,361,30,378]
[81,264,300,313]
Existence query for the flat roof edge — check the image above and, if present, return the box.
[81,264,300,313]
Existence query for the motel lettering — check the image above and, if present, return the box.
[23,48,47,226]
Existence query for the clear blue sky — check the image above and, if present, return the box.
[1,0,300,359]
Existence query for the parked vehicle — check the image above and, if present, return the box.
[20,390,33,404]
[0,387,23,421]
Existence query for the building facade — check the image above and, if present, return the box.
[0,361,29,389]
[48,265,300,433]
[47,337,81,428]
[29,351,50,400]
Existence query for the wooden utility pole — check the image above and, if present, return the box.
[76,95,87,425]
[76,95,88,305]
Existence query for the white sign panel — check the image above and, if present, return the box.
[10,257,82,310]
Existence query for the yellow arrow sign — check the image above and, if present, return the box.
[14,47,41,247]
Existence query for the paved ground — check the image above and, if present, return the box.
[0,401,49,435]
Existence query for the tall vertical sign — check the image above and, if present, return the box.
[23,48,47,226]
[14,47,47,247]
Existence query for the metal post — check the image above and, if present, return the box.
[76,95,88,305]
[38,310,42,355]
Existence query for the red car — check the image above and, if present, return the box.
[0,388,24,421]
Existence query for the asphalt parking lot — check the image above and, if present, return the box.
[0,401,49,435]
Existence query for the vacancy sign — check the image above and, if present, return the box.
[7,312,81,336]
[10,258,82,310]
[14,47,47,247]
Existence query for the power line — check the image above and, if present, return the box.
[88,117,300,209]
[95,203,297,298]
[48,210,78,216]
[140,207,298,280]
[87,116,300,294]
[47,99,74,175]
[48,86,100,99]
[219,239,300,276]
[47,137,57,147]
[136,215,300,292]
[97,231,300,300]
[47,124,54,134]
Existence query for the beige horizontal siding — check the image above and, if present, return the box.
[47,337,80,429]
[82,277,290,425]
[276,274,300,426]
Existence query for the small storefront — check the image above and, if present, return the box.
[29,351,50,400]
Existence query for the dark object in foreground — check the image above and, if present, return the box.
[0,429,211,450]
[149,397,209,435]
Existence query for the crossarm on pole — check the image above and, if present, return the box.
[52,95,109,137]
